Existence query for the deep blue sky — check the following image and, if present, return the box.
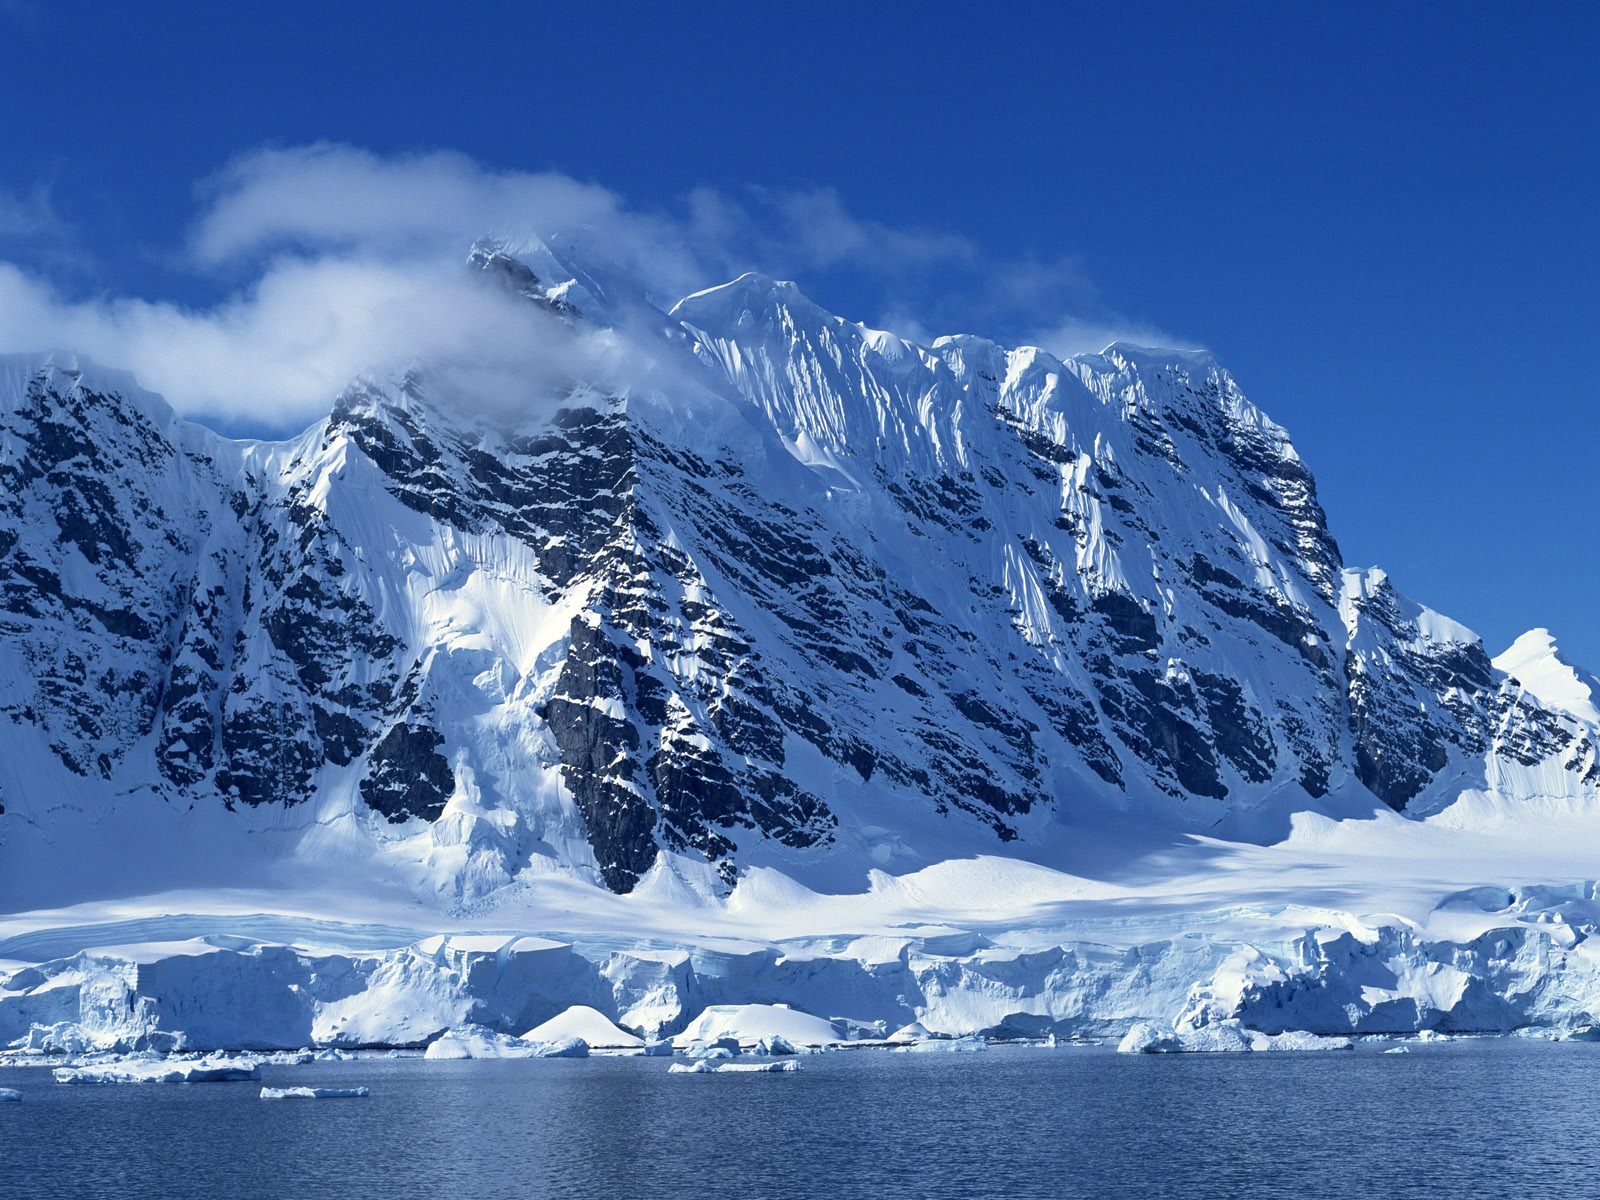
[2,1,1596,665]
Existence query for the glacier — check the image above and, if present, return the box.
[5,236,1600,1053]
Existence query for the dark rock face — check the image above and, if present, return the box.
[360,721,454,823]
[543,616,656,892]
[1341,571,1600,812]
[0,374,200,780]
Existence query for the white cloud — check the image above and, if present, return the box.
[0,256,641,427]
[0,143,1192,429]
[191,145,609,264]
[192,144,706,304]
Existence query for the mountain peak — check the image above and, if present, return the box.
[1096,340,1217,367]
[1495,628,1600,725]
[669,272,817,328]
[0,350,177,428]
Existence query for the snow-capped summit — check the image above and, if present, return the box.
[2,244,1598,913]
[1495,628,1600,727]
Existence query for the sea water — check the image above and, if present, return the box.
[0,1040,1592,1198]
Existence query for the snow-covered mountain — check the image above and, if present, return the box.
[2,238,1598,915]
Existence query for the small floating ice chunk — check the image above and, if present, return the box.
[526,1036,589,1059]
[53,1058,262,1085]
[1117,1023,1185,1053]
[0,1088,20,1101]
[683,1044,736,1061]
[425,1027,589,1059]
[897,1035,989,1053]
[258,1051,316,1066]
[260,1086,370,1099]
[752,1035,798,1057]
[1256,1029,1353,1052]
[1384,1047,1410,1055]
[669,1059,797,1074]
[1118,1021,1351,1054]
[423,1034,474,1060]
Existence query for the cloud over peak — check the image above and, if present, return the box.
[0,144,1186,430]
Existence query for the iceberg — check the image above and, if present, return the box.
[896,1035,989,1053]
[668,1059,796,1074]
[53,1057,261,1084]
[1256,1029,1354,1052]
[668,1060,716,1074]
[752,1035,798,1056]
[527,1036,589,1059]
[260,1086,370,1099]
[1117,1021,1352,1054]
[423,1027,589,1059]
[672,1004,843,1049]
[683,1043,736,1060]
[521,1006,641,1049]
[0,1087,20,1101]
[429,1031,488,1059]
[1116,1023,1184,1054]
[258,1051,316,1066]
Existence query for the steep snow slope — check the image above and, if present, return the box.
[1,239,1597,922]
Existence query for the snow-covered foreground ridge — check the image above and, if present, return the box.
[5,235,1600,1048]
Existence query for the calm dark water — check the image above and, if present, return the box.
[1,1040,1594,1199]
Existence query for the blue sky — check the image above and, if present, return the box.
[1,1,1596,665]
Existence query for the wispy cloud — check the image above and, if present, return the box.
[191,144,704,302]
[1023,314,1206,360]
[0,143,1191,428]
[0,180,65,240]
